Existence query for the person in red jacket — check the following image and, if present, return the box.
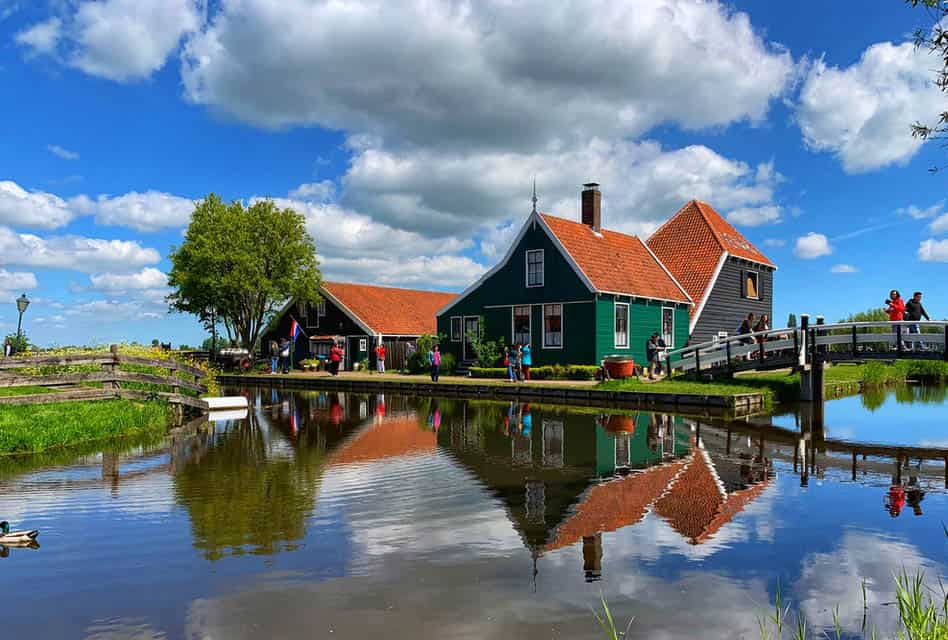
[886,290,906,351]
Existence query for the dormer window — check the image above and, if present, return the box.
[526,249,544,287]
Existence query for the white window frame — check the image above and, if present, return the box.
[525,249,545,288]
[359,338,367,352]
[661,307,675,349]
[511,305,532,346]
[542,303,563,349]
[743,269,760,300]
[450,316,463,342]
[317,301,327,317]
[614,302,629,349]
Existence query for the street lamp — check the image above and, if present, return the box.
[15,293,30,342]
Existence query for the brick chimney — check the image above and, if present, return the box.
[581,182,601,232]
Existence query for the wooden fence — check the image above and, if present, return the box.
[0,345,210,411]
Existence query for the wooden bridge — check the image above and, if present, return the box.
[0,344,211,413]
[668,315,948,403]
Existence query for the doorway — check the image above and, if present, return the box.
[462,316,480,361]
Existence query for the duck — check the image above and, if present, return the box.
[0,521,39,544]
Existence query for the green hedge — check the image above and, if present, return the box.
[469,365,598,380]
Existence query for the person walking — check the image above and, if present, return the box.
[886,290,906,351]
[375,341,387,373]
[279,338,291,374]
[2,336,11,358]
[509,345,520,382]
[905,291,930,351]
[645,333,660,380]
[428,344,441,382]
[329,342,342,376]
[521,343,532,381]
[504,346,515,382]
[268,339,280,374]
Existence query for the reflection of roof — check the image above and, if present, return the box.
[647,200,773,318]
[547,461,686,551]
[329,416,436,466]
[323,281,457,336]
[653,446,771,545]
[539,214,691,304]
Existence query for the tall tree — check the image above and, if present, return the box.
[168,194,321,350]
[909,0,948,169]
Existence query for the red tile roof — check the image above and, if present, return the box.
[652,445,771,545]
[547,460,687,551]
[539,214,691,304]
[646,200,773,317]
[329,416,436,466]
[323,281,457,336]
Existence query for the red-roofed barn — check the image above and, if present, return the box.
[437,184,693,367]
[647,200,776,345]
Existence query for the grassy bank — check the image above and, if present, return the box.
[597,360,948,404]
[0,399,171,454]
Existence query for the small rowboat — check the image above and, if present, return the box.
[0,521,39,544]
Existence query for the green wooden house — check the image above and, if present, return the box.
[436,184,692,367]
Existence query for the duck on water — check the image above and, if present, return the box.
[0,521,39,545]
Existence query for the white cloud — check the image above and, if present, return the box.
[0,269,37,291]
[831,263,857,273]
[16,0,202,82]
[794,232,832,259]
[182,0,793,146]
[90,267,168,292]
[289,180,335,202]
[0,180,73,229]
[763,238,785,248]
[64,299,167,321]
[321,255,486,289]
[928,213,948,235]
[0,226,160,273]
[726,205,782,227]
[74,190,195,231]
[340,138,784,237]
[897,201,944,220]
[918,238,948,262]
[14,17,61,56]
[47,144,79,160]
[796,37,945,173]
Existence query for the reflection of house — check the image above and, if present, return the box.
[647,200,776,345]
[437,184,692,367]
[329,415,437,467]
[264,282,456,370]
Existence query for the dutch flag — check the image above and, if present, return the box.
[290,318,302,341]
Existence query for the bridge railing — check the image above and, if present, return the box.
[668,327,803,374]
[669,320,948,375]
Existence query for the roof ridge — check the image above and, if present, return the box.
[324,280,456,296]
[691,200,728,254]
[540,211,640,241]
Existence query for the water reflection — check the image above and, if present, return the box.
[0,387,945,639]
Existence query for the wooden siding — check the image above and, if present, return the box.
[691,256,774,345]
[437,221,595,365]
[595,295,690,365]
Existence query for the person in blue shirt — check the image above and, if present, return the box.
[521,343,532,381]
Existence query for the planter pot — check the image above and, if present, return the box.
[604,356,635,379]
[605,414,635,434]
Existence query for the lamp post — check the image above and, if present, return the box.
[15,293,30,345]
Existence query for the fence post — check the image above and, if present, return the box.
[851,324,858,357]
[897,324,904,357]
[944,323,948,362]
[694,347,701,376]
[106,344,120,394]
[726,339,732,373]
[758,334,765,362]
[169,361,179,397]
[800,315,810,367]
[815,316,825,356]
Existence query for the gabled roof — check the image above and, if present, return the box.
[647,200,774,320]
[538,214,691,304]
[322,281,456,336]
[546,460,687,552]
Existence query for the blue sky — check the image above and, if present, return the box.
[1,0,946,347]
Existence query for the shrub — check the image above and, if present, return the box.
[406,351,429,375]
[468,364,598,381]
[440,352,456,374]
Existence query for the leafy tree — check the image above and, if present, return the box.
[787,313,797,328]
[168,194,322,350]
[465,318,501,367]
[3,332,30,354]
[151,338,160,347]
[908,0,948,170]
[201,335,229,352]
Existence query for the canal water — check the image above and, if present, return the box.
[1,386,945,639]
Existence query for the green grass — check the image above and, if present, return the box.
[0,399,171,454]
[599,376,772,397]
[0,385,56,397]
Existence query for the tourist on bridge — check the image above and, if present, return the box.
[737,313,756,345]
[886,290,907,350]
[905,291,930,351]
